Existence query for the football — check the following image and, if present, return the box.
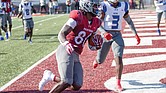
[88,34,103,51]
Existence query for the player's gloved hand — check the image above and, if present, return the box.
[63,41,75,55]
[163,2,166,5]
[104,32,112,40]
[135,34,140,45]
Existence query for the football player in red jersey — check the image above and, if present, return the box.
[38,0,102,92]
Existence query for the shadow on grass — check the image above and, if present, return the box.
[0,53,7,55]
[0,89,112,93]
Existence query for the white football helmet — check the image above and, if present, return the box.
[79,0,98,15]
[108,0,118,3]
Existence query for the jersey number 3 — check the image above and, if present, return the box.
[112,15,119,29]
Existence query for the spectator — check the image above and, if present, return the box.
[48,0,53,14]
[129,0,136,9]
[74,0,79,10]
[52,0,59,14]
[40,0,47,14]
[0,5,4,40]
[139,0,144,9]
[66,0,72,14]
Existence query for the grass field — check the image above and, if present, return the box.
[0,14,68,87]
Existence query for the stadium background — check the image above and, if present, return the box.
[11,0,154,14]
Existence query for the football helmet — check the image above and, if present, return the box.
[79,0,98,15]
[108,0,118,3]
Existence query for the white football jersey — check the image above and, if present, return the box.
[100,1,129,31]
[154,0,166,12]
[0,2,6,14]
[19,2,33,19]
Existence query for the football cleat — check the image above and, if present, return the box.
[38,70,53,91]
[28,40,32,44]
[115,84,123,92]
[0,36,4,40]
[156,29,161,36]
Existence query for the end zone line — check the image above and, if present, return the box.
[0,49,57,91]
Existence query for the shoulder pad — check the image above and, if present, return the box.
[69,10,83,24]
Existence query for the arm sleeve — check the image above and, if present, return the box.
[124,15,137,35]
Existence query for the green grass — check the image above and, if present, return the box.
[0,14,69,87]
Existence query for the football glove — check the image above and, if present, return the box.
[63,41,75,55]
[135,34,140,45]
[104,32,112,40]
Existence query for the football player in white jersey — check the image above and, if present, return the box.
[93,0,140,92]
[17,0,36,43]
[154,0,166,35]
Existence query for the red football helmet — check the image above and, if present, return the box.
[88,34,103,51]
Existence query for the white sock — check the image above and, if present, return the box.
[50,73,55,81]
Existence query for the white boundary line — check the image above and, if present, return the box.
[0,14,65,91]
[0,49,57,91]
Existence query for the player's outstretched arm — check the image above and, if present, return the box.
[124,14,140,45]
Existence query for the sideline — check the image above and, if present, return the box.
[0,49,57,91]
[0,14,65,91]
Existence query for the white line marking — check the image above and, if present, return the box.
[124,27,166,32]
[123,38,152,46]
[104,68,166,93]
[0,49,57,91]
[112,54,166,66]
[123,32,166,37]
[124,48,166,54]
[12,15,64,30]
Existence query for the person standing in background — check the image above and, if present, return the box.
[52,0,58,14]
[48,0,53,14]
[139,0,144,9]
[0,0,4,40]
[5,0,12,37]
[154,0,166,35]
[66,0,71,14]
[40,0,47,14]
[74,0,79,10]
[1,0,9,40]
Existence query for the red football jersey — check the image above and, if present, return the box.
[66,10,101,54]
[5,0,11,13]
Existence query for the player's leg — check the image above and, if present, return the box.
[70,58,83,91]
[23,20,29,40]
[50,44,76,92]
[28,19,34,43]
[93,36,112,68]
[1,14,8,39]
[7,13,12,36]
[0,15,4,40]
[163,11,166,30]
[156,12,163,35]
[111,32,124,92]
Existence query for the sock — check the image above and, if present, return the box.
[50,73,55,81]
[117,79,121,86]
